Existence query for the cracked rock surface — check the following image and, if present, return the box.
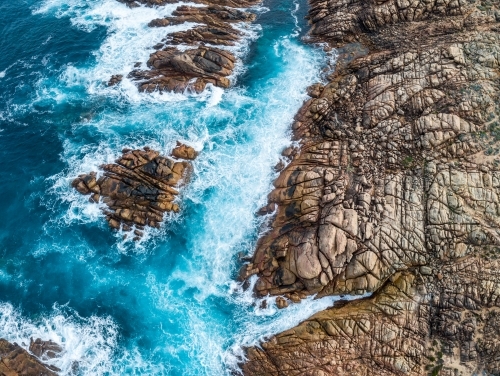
[0,338,59,376]
[72,144,196,238]
[116,0,259,93]
[242,0,500,375]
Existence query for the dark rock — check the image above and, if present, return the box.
[107,74,123,86]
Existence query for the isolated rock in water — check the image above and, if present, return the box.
[72,144,197,237]
[242,0,500,375]
[168,24,241,47]
[0,338,59,375]
[29,338,63,360]
[129,46,234,93]
[107,74,123,87]
[119,0,260,8]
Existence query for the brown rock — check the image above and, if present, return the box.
[116,1,259,94]
[171,142,197,160]
[129,46,234,93]
[29,338,63,360]
[0,338,58,375]
[72,145,196,237]
[242,0,500,375]
[275,297,288,309]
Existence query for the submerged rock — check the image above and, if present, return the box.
[72,144,197,237]
[242,0,500,375]
[0,338,59,375]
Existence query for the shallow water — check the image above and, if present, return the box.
[0,0,338,374]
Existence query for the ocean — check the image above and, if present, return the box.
[0,0,338,374]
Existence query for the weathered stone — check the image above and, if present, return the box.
[242,0,500,375]
[113,1,259,93]
[72,145,196,237]
[0,338,58,375]
[29,338,62,360]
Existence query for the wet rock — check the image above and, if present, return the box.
[119,0,260,8]
[129,46,234,93]
[149,5,256,28]
[0,338,59,375]
[29,338,63,360]
[171,142,197,160]
[275,296,288,309]
[107,74,123,86]
[114,0,259,94]
[72,145,196,237]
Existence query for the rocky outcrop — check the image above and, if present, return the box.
[243,0,500,374]
[0,339,59,375]
[115,0,259,93]
[119,0,259,8]
[72,144,196,238]
[129,46,236,93]
[28,338,62,361]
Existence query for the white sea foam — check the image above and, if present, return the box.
[0,302,169,375]
[142,36,339,374]
[0,302,117,375]
[34,0,263,103]
[35,0,348,373]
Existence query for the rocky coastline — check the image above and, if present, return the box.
[0,338,62,376]
[241,0,500,375]
[112,0,261,93]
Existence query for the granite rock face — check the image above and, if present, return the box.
[0,339,59,376]
[116,0,260,93]
[72,144,196,238]
[243,0,500,374]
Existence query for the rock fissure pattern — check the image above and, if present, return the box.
[72,144,196,238]
[242,1,500,375]
[0,338,61,376]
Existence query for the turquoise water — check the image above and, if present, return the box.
[0,0,337,374]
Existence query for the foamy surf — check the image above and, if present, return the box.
[0,302,117,375]
[34,0,264,104]
[1,0,349,374]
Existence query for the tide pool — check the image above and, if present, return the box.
[0,0,336,374]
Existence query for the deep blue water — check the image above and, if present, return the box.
[0,0,336,374]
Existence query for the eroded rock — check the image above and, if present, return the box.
[242,0,500,375]
[129,46,235,93]
[0,338,59,375]
[113,0,259,93]
[72,144,197,237]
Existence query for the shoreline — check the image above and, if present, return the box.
[242,0,500,375]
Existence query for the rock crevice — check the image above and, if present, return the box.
[242,1,500,375]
